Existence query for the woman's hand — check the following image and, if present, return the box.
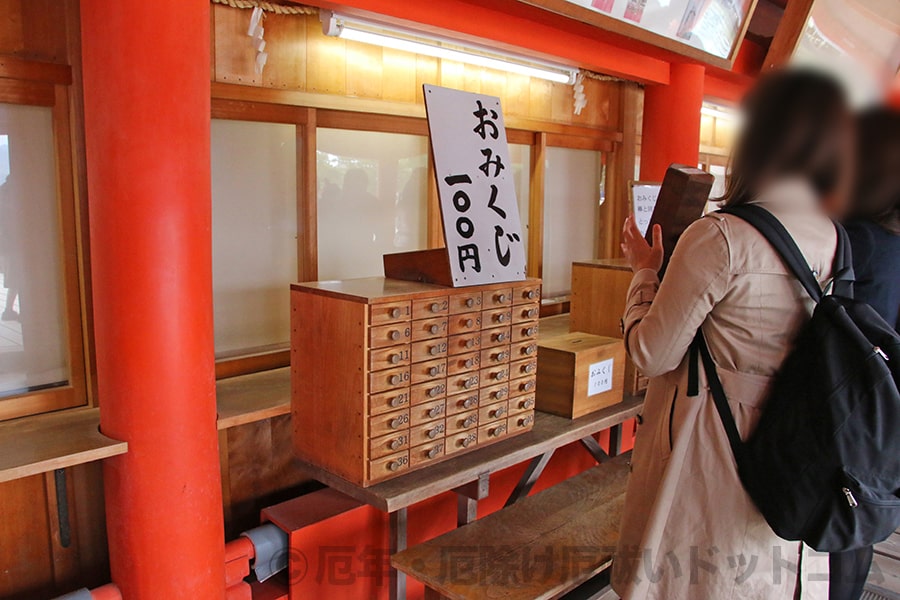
[621,215,664,274]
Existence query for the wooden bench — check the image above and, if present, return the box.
[391,454,629,600]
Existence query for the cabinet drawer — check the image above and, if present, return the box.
[370,323,412,349]
[410,398,447,426]
[480,364,509,386]
[412,297,449,319]
[369,431,411,460]
[509,376,536,398]
[482,288,513,308]
[511,322,539,343]
[411,358,448,384]
[509,358,537,379]
[369,366,411,394]
[409,419,446,446]
[369,345,411,371]
[479,420,509,442]
[410,317,449,341]
[369,389,411,416]
[513,304,540,324]
[481,345,510,366]
[448,332,481,355]
[510,340,538,360]
[448,292,482,314]
[508,411,535,432]
[411,338,449,362]
[410,380,447,405]
[446,430,479,455]
[446,392,479,415]
[447,410,479,434]
[369,409,410,438]
[480,382,509,404]
[481,326,511,348]
[447,352,480,375]
[370,301,412,325]
[447,372,480,396]
[448,312,482,335]
[513,285,541,304]
[482,306,513,328]
[410,440,446,467]
[509,394,536,415]
[369,452,410,481]
[479,400,508,423]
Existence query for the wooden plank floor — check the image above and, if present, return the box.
[867,529,900,600]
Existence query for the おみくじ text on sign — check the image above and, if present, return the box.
[424,85,527,286]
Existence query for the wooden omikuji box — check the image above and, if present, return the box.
[291,277,542,487]
[535,333,626,419]
[570,258,649,395]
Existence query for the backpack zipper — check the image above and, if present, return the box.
[874,346,889,361]
[842,487,859,508]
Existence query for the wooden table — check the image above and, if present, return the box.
[298,397,642,600]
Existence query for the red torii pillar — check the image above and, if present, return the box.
[80,2,226,597]
[640,63,706,181]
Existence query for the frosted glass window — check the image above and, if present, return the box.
[542,147,602,297]
[211,119,298,357]
[317,129,428,280]
[0,105,68,398]
[508,144,531,256]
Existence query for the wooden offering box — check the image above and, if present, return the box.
[536,333,625,419]
[291,277,542,487]
[571,258,649,395]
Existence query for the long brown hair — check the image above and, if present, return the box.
[851,107,900,234]
[721,69,853,207]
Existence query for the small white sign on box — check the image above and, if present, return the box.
[424,84,527,286]
[630,181,662,237]
[588,358,615,397]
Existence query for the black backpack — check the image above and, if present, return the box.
[687,204,900,552]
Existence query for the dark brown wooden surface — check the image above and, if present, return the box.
[383,248,455,287]
[216,367,291,430]
[392,455,630,600]
[297,397,641,512]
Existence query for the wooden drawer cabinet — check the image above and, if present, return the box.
[292,277,539,486]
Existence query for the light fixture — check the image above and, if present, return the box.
[321,11,578,85]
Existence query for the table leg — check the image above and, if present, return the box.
[453,472,489,527]
[609,424,624,457]
[457,495,477,527]
[389,508,408,600]
[505,450,554,507]
[580,435,611,464]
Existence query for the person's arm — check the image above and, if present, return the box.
[622,216,732,377]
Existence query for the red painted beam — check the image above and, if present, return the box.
[300,0,671,84]
[80,1,226,598]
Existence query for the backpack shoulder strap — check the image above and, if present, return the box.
[831,223,855,299]
[689,332,745,458]
[718,204,824,302]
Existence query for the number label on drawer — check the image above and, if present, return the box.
[370,302,411,324]
[369,389,411,416]
[370,323,412,349]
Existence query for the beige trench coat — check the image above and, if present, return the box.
[611,180,836,600]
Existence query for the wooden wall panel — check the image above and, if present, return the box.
[0,0,26,57]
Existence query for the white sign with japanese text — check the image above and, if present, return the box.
[588,358,614,396]
[630,181,662,237]
[424,85,527,287]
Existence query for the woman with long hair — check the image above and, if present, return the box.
[611,70,853,599]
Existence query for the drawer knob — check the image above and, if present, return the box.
[389,437,405,450]
[427,386,442,398]
[524,345,535,355]
[490,425,506,437]
[494,370,507,381]
[390,307,401,319]
[497,294,507,303]
[390,330,401,341]
[463,377,477,389]
[390,395,406,408]
[464,358,474,368]
[522,381,535,392]
[495,332,507,342]
[495,313,507,323]
[524,327,537,336]
[494,389,508,399]
[496,351,508,361]
[465,318,474,328]
[428,405,443,418]
[463,396,477,409]
[427,426,441,439]
[429,345,441,356]
[519,416,534,427]
[428,366,439,376]
[463,414,477,427]
[461,435,475,448]
[427,446,441,459]
[465,298,475,308]
[526,290,536,300]
[526,308,538,318]
[524,363,535,373]
[389,374,403,385]
[388,460,402,472]
[523,398,535,409]
[493,406,506,418]
[390,417,405,430]
[465,339,475,349]
[389,353,402,364]
[429,324,440,334]
[430,302,441,313]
